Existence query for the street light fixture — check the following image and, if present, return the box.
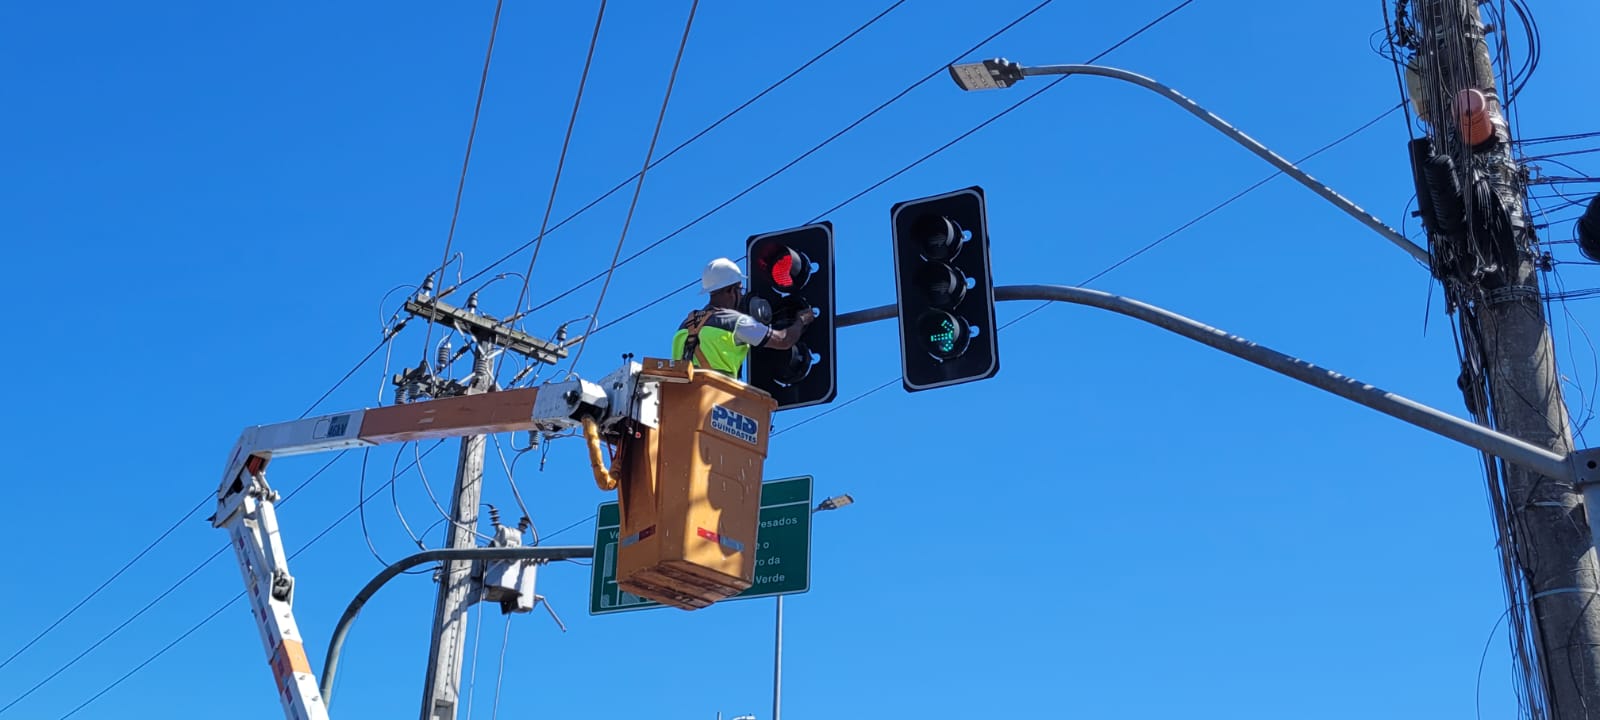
[815,494,854,512]
[947,58,1025,91]
[945,58,1431,266]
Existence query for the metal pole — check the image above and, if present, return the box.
[321,545,593,704]
[418,349,493,720]
[836,285,1574,481]
[772,594,783,720]
[1012,63,1429,265]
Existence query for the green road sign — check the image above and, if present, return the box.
[589,475,813,615]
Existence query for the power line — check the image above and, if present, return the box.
[48,443,446,719]
[0,545,230,717]
[300,330,402,419]
[540,513,597,544]
[56,598,235,720]
[567,0,701,373]
[1519,131,1600,147]
[510,0,609,317]
[359,446,432,570]
[489,616,512,720]
[540,0,1085,340]
[422,0,508,368]
[463,599,487,720]
[522,0,1064,320]
[449,0,910,296]
[0,493,211,675]
[3,314,406,673]
[460,0,1062,329]
[585,0,1197,339]
[1524,147,1600,162]
[0,449,355,717]
[1070,102,1405,289]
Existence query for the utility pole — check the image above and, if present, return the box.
[417,347,491,720]
[1407,1,1600,716]
[402,293,568,720]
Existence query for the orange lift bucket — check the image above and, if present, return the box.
[614,359,778,609]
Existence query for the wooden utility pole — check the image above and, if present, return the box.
[1409,1,1600,715]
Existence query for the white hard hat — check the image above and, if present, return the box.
[700,257,745,293]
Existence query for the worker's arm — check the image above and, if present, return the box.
[758,308,815,351]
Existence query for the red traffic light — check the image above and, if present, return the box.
[771,252,797,289]
[757,244,811,293]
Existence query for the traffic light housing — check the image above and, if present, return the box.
[746,222,836,410]
[890,186,998,392]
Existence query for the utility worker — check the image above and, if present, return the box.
[672,257,814,377]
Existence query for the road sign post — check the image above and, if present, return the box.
[590,476,814,615]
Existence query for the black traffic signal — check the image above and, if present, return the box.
[890,186,998,392]
[745,222,836,410]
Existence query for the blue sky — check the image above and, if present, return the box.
[4,1,1599,718]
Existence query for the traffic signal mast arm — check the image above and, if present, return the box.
[213,361,652,720]
[837,283,1585,484]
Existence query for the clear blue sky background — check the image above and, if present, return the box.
[3,1,1599,718]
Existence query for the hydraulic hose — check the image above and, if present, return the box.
[581,416,621,491]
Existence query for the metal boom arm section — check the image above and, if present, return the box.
[215,459,328,720]
[214,360,654,720]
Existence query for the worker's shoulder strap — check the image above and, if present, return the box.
[680,309,715,368]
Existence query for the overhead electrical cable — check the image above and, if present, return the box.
[0,448,363,716]
[510,0,609,317]
[449,0,910,296]
[301,331,404,419]
[1519,131,1600,147]
[566,0,701,372]
[421,0,508,368]
[9,303,413,671]
[584,0,1201,339]
[490,617,513,720]
[48,442,446,719]
[0,492,211,675]
[521,0,1066,319]
[463,600,487,720]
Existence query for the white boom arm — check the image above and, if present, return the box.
[213,361,654,719]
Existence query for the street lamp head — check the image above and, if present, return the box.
[948,58,1025,91]
[815,494,854,512]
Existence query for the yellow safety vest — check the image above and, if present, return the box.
[671,308,754,376]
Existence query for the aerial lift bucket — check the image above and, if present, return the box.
[613,358,777,609]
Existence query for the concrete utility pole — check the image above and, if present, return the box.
[402,295,567,720]
[1411,1,1600,715]
[418,347,491,720]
